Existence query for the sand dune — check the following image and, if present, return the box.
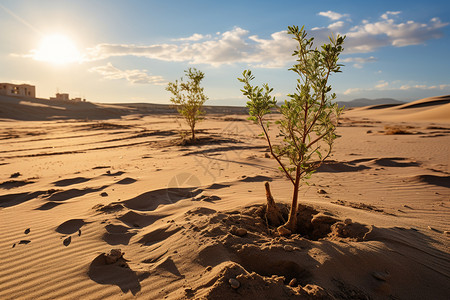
[345,95,450,123]
[0,96,449,299]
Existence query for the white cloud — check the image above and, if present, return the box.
[89,62,166,85]
[85,27,253,66]
[16,11,449,69]
[318,11,349,21]
[174,33,211,42]
[328,21,345,30]
[344,14,448,52]
[381,11,401,20]
[375,81,389,88]
[400,84,450,90]
[343,81,450,95]
[343,88,362,95]
[248,30,295,68]
[341,56,377,68]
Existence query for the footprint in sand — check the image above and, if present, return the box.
[13,229,32,247]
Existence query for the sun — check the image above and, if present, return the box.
[34,34,81,65]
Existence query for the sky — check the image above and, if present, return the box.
[1,0,449,105]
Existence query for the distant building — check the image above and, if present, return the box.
[49,93,86,102]
[50,93,70,101]
[0,83,36,98]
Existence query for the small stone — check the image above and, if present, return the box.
[19,240,31,244]
[10,172,21,178]
[230,226,247,237]
[277,226,291,236]
[105,248,124,264]
[289,278,298,287]
[264,153,270,158]
[284,245,294,252]
[366,130,372,134]
[317,189,327,194]
[78,229,82,236]
[24,228,30,234]
[100,192,108,197]
[229,278,240,289]
[444,231,449,235]
[12,243,16,248]
[205,266,212,271]
[372,271,390,281]
[344,218,352,225]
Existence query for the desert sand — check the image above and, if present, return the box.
[0,95,449,299]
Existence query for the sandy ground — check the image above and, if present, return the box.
[0,95,449,299]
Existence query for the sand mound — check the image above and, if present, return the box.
[100,204,445,299]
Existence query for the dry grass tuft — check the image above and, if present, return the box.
[384,125,413,135]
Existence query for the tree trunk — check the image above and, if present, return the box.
[277,168,301,235]
[191,125,195,141]
[264,182,284,227]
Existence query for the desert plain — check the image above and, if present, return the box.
[0,95,449,299]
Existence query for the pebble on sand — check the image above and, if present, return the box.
[105,249,124,264]
[229,278,240,289]
[24,228,30,234]
[230,226,247,237]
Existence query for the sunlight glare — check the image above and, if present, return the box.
[34,34,81,65]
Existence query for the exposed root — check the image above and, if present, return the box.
[264,182,285,227]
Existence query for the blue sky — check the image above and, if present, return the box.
[1,0,449,105]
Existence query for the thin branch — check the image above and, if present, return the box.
[259,116,295,185]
